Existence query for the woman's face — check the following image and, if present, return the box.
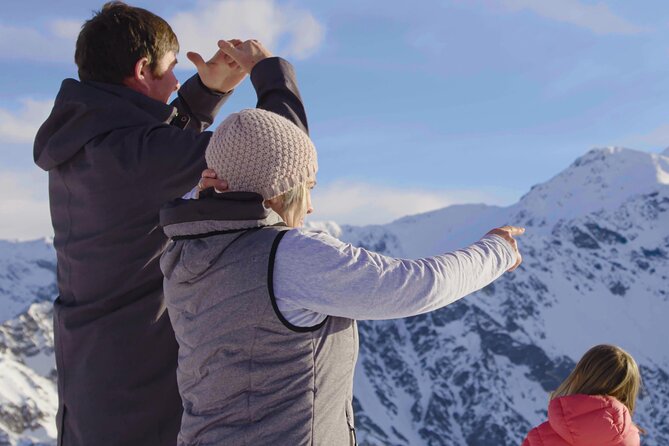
[267,181,315,228]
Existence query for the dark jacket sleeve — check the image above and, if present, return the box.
[142,57,309,203]
[251,57,309,135]
[171,74,231,132]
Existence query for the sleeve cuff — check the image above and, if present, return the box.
[482,234,517,270]
[195,74,234,97]
[181,186,199,200]
[250,57,295,89]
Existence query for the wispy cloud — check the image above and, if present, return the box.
[0,99,53,145]
[309,180,506,226]
[0,175,505,240]
[622,123,669,151]
[0,170,52,241]
[0,20,80,63]
[49,19,82,40]
[498,0,646,35]
[171,0,324,65]
[0,1,323,65]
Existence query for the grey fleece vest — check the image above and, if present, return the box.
[161,225,358,446]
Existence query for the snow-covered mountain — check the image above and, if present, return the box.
[0,240,56,323]
[312,147,669,445]
[1,147,668,445]
[0,240,57,446]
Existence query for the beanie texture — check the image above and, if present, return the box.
[205,109,317,200]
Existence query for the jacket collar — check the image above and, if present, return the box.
[160,191,284,238]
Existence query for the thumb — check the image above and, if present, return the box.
[186,51,206,70]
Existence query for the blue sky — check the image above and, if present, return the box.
[2,0,669,238]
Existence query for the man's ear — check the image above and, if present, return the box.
[122,57,151,94]
[134,57,151,80]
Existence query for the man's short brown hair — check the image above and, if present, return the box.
[75,1,179,84]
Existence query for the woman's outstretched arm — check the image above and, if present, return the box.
[273,228,518,326]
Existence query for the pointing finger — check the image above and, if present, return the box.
[502,226,525,236]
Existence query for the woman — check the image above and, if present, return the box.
[160,108,523,445]
[522,344,642,446]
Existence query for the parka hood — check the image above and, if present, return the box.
[34,78,177,171]
[547,394,639,446]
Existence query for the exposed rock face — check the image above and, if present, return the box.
[0,303,57,446]
[0,239,58,445]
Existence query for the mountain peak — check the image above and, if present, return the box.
[516,147,669,224]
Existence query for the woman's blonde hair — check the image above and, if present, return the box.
[280,183,309,214]
[551,344,641,414]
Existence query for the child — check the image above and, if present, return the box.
[522,344,642,446]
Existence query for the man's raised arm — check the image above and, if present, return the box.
[218,40,309,134]
[154,40,312,198]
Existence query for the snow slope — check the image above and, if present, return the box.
[0,239,56,323]
[0,303,57,446]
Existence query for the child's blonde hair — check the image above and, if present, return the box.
[551,344,641,414]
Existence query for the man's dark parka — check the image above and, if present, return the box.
[33,57,308,446]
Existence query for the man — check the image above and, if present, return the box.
[33,2,308,445]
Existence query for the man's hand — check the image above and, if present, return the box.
[187,39,247,93]
[217,39,273,74]
[196,169,228,197]
[486,226,525,272]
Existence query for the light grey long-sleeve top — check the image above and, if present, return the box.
[273,229,516,327]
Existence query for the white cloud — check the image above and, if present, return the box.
[0,1,323,65]
[170,0,324,66]
[0,174,503,239]
[0,20,79,62]
[308,180,504,226]
[49,19,81,40]
[0,99,53,144]
[0,170,52,241]
[498,0,646,35]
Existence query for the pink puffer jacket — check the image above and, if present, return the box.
[521,394,640,446]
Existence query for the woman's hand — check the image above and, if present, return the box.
[196,169,228,197]
[486,226,525,272]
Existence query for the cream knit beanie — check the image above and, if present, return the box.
[205,109,317,200]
